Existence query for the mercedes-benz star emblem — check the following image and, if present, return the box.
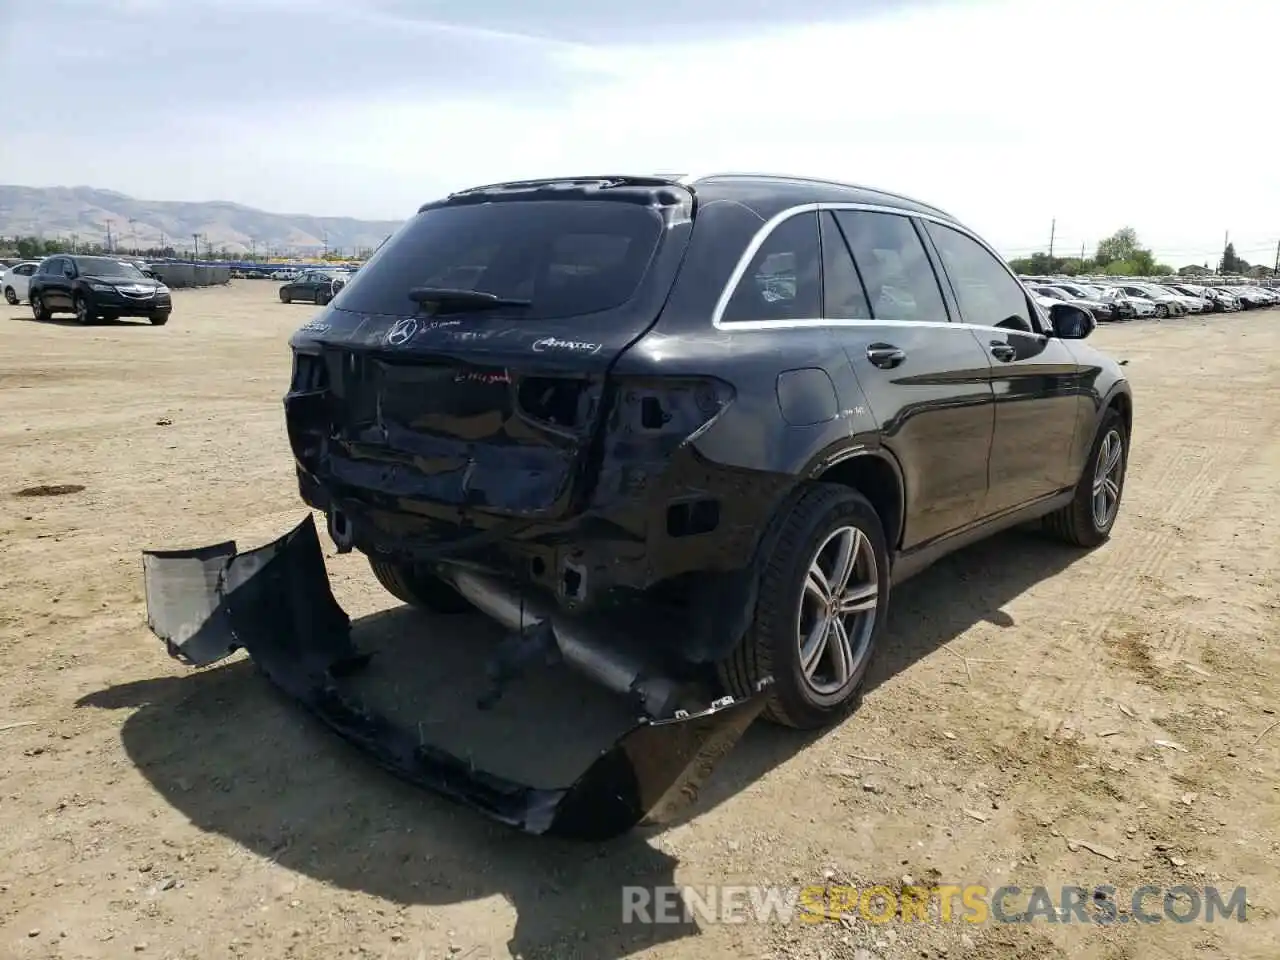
[385,317,418,346]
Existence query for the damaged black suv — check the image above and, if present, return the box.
[284,173,1132,730]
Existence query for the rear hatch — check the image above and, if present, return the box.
[287,178,695,521]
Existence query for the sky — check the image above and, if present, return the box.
[2,0,1277,266]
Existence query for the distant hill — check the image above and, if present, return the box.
[0,185,404,256]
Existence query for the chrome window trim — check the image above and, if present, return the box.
[710,201,1048,338]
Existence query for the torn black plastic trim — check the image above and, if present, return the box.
[141,515,767,840]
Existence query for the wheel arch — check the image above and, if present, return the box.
[807,446,906,552]
[1105,382,1133,438]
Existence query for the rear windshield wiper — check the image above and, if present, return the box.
[407,287,532,313]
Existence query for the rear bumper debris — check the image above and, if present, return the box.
[141,515,766,840]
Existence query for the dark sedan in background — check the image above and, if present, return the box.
[279,269,350,305]
[27,255,172,325]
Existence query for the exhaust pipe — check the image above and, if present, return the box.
[442,567,682,719]
[327,509,354,553]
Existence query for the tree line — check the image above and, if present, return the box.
[1007,227,1267,278]
[3,236,374,262]
[1007,228,1176,277]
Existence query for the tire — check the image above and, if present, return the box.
[1154,304,1168,318]
[718,483,890,730]
[3,287,16,305]
[367,557,474,614]
[74,294,97,326]
[31,294,48,321]
[1043,408,1128,548]
[149,313,170,326]
[280,291,291,303]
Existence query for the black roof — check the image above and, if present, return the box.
[685,173,958,224]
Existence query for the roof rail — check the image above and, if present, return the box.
[684,172,955,220]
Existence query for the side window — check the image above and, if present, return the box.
[924,222,1034,332]
[833,211,948,323]
[819,212,871,319]
[721,212,821,323]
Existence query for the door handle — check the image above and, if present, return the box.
[989,341,1017,362]
[865,344,907,369]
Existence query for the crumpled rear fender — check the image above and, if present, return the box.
[141,515,766,840]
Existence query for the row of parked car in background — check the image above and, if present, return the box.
[232,264,360,283]
[1019,276,1280,321]
[232,267,303,280]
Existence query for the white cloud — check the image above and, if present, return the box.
[3,0,1277,265]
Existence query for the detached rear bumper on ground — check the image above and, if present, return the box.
[141,514,768,840]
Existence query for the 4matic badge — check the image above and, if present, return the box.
[531,336,603,355]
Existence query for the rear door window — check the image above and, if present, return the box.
[335,200,665,319]
[721,211,821,323]
[832,211,949,323]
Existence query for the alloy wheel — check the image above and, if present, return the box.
[796,525,879,699]
[1091,429,1124,529]
[4,288,17,305]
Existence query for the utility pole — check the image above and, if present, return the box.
[1273,239,1279,276]
[1048,218,1056,260]
[192,233,200,263]
[105,219,114,252]
[1079,242,1085,265]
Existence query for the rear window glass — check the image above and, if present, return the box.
[333,200,664,319]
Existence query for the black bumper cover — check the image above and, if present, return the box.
[141,515,766,840]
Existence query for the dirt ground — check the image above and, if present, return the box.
[1,282,1277,960]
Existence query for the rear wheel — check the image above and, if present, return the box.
[280,290,291,303]
[1154,304,1168,318]
[367,557,474,614]
[718,483,890,730]
[3,287,16,305]
[31,295,48,320]
[1043,408,1127,548]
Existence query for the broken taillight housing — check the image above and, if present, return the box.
[610,376,736,443]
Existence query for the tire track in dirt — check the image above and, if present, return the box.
[1004,366,1264,737]
[1008,526,1178,737]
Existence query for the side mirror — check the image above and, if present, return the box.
[1049,302,1095,340]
